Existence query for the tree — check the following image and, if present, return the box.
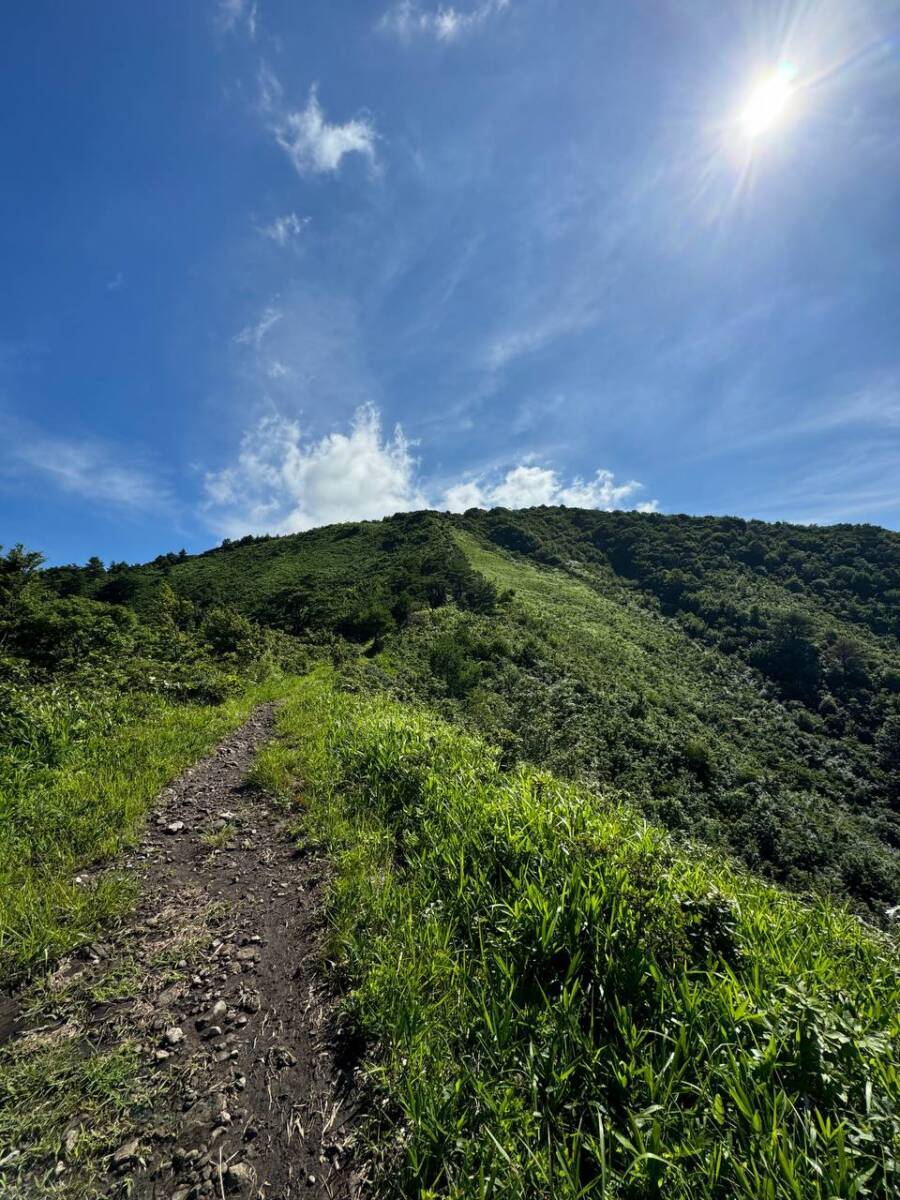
[877,712,900,806]
[0,544,45,616]
[761,612,822,704]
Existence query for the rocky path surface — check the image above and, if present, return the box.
[1,705,363,1200]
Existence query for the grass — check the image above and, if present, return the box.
[0,675,298,983]
[0,1034,162,1195]
[255,667,900,1199]
[372,529,898,911]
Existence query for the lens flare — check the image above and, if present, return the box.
[740,67,796,138]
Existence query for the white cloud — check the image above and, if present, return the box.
[204,404,426,537]
[257,212,309,246]
[380,0,510,42]
[443,464,653,513]
[275,85,377,176]
[235,306,283,349]
[217,0,257,38]
[204,404,657,536]
[0,424,168,512]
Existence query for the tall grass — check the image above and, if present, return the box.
[256,668,900,1199]
[0,677,295,981]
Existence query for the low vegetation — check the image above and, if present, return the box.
[3,505,899,1196]
[0,544,304,982]
[254,668,900,1199]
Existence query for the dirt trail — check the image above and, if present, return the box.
[2,706,363,1199]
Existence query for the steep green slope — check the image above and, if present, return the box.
[374,528,899,910]
[254,669,900,1200]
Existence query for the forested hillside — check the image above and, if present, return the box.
[35,506,900,916]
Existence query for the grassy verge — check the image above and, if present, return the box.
[0,675,297,983]
[254,668,900,1199]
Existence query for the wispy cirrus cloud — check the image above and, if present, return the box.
[274,83,378,176]
[203,403,657,537]
[0,416,170,513]
[379,0,511,43]
[216,0,257,39]
[257,212,310,246]
[234,305,283,349]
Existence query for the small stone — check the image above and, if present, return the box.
[235,947,258,962]
[240,993,260,1014]
[210,1000,227,1020]
[307,1175,317,1186]
[166,821,185,835]
[202,1025,222,1040]
[164,1026,186,1047]
[224,1162,256,1193]
[112,1137,140,1168]
[155,1049,171,1062]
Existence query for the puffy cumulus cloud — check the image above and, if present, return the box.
[275,86,377,176]
[204,404,426,537]
[442,464,655,513]
[205,405,658,537]
[379,0,510,42]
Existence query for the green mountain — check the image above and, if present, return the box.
[2,508,899,1197]
[36,507,900,912]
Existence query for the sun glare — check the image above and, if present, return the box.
[740,69,795,138]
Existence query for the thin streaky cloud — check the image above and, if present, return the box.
[235,305,283,349]
[379,0,511,43]
[0,419,170,513]
[217,0,257,39]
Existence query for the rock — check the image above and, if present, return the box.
[63,1125,81,1156]
[224,1162,257,1193]
[235,947,258,962]
[210,999,227,1020]
[202,1025,222,1040]
[166,821,185,835]
[164,1026,186,1046]
[272,1046,297,1069]
[240,992,260,1013]
[155,1049,171,1062]
[112,1138,140,1169]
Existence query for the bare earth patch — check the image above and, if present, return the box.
[0,705,363,1200]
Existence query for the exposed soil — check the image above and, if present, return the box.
[0,706,364,1200]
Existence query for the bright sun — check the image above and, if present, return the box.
[740,70,795,138]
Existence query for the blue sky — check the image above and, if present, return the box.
[2,0,899,564]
